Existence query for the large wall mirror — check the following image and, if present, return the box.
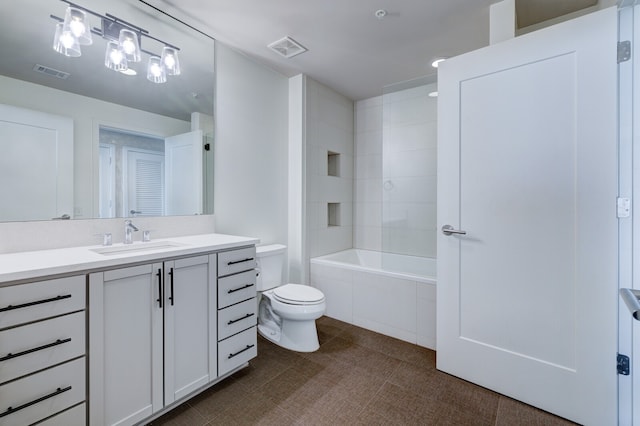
[0,0,215,222]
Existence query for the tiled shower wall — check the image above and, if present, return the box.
[305,78,354,260]
[355,83,438,258]
[354,96,384,251]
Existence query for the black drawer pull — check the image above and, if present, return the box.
[227,313,255,325]
[0,338,72,362]
[0,386,72,418]
[228,344,255,359]
[227,257,254,266]
[0,294,72,313]
[227,283,254,294]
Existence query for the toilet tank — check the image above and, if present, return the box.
[256,244,287,291]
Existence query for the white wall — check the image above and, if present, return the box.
[354,96,384,251]
[0,75,190,219]
[213,43,289,247]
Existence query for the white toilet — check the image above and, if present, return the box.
[256,244,326,352]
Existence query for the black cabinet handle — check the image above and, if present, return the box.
[227,257,254,266]
[169,268,174,306]
[227,283,254,294]
[228,344,255,359]
[0,386,72,418]
[0,294,71,313]
[156,269,163,308]
[0,338,72,362]
[227,313,255,325]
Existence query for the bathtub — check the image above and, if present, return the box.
[310,249,436,349]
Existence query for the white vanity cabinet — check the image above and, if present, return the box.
[163,254,217,404]
[217,247,258,376]
[89,254,218,426]
[0,275,87,426]
[89,263,163,426]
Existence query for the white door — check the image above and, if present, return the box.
[99,144,116,218]
[89,264,164,426]
[123,148,165,217]
[165,130,203,216]
[437,8,618,426]
[163,255,217,404]
[0,104,73,221]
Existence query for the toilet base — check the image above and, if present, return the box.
[258,318,320,352]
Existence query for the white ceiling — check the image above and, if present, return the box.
[151,0,503,100]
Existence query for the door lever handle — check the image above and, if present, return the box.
[620,288,640,321]
[442,225,466,236]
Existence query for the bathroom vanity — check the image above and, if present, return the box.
[0,233,259,426]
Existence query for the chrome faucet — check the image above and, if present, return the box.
[124,220,139,244]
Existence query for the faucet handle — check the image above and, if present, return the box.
[142,230,151,242]
[103,233,113,246]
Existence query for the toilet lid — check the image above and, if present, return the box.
[273,284,325,305]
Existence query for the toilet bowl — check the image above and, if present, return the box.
[256,245,326,352]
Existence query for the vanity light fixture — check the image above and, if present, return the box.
[50,0,180,84]
[62,6,92,46]
[147,56,167,83]
[53,21,81,57]
[104,40,127,71]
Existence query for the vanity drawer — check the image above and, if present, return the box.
[0,275,85,330]
[0,357,85,426]
[218,246,257,277]
[218,298,257,341]
[0,311,85,384]
[218,327,257,376]
[37,403,86,426]
[218,269,257,309]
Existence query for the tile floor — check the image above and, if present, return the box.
[149,316,576,425]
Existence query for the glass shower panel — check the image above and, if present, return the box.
[382,77,438,258]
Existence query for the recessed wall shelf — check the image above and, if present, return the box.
[328,203,340,227]
[328,151,340,177]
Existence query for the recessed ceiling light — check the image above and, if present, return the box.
[120,68,137,76]
[431,58,447,68]
[428,91,438,97]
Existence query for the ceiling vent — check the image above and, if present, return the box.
[268,36,307,59]
[33,64,70,80]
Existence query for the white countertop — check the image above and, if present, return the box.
[0,233,259,285]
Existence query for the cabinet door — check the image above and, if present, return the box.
[89,263,163,426]
[164,254,217,404]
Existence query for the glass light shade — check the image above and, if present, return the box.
[119,29,141,62]
[53,22,81,57]
[161,46,180,76]
[63,7,92,45]
[104,41,128,72]
[147,56,166,83]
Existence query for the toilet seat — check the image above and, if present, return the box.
[273,284,325,305]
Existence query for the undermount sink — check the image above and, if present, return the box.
[91,241,186,256]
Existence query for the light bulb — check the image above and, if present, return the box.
[147,56,166,83]
[122,39,135,54]
[164,55,175,68]
[69,19,86,38]
[110,49,124,65]
[60,31,76,49]
[150,62,162,77]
